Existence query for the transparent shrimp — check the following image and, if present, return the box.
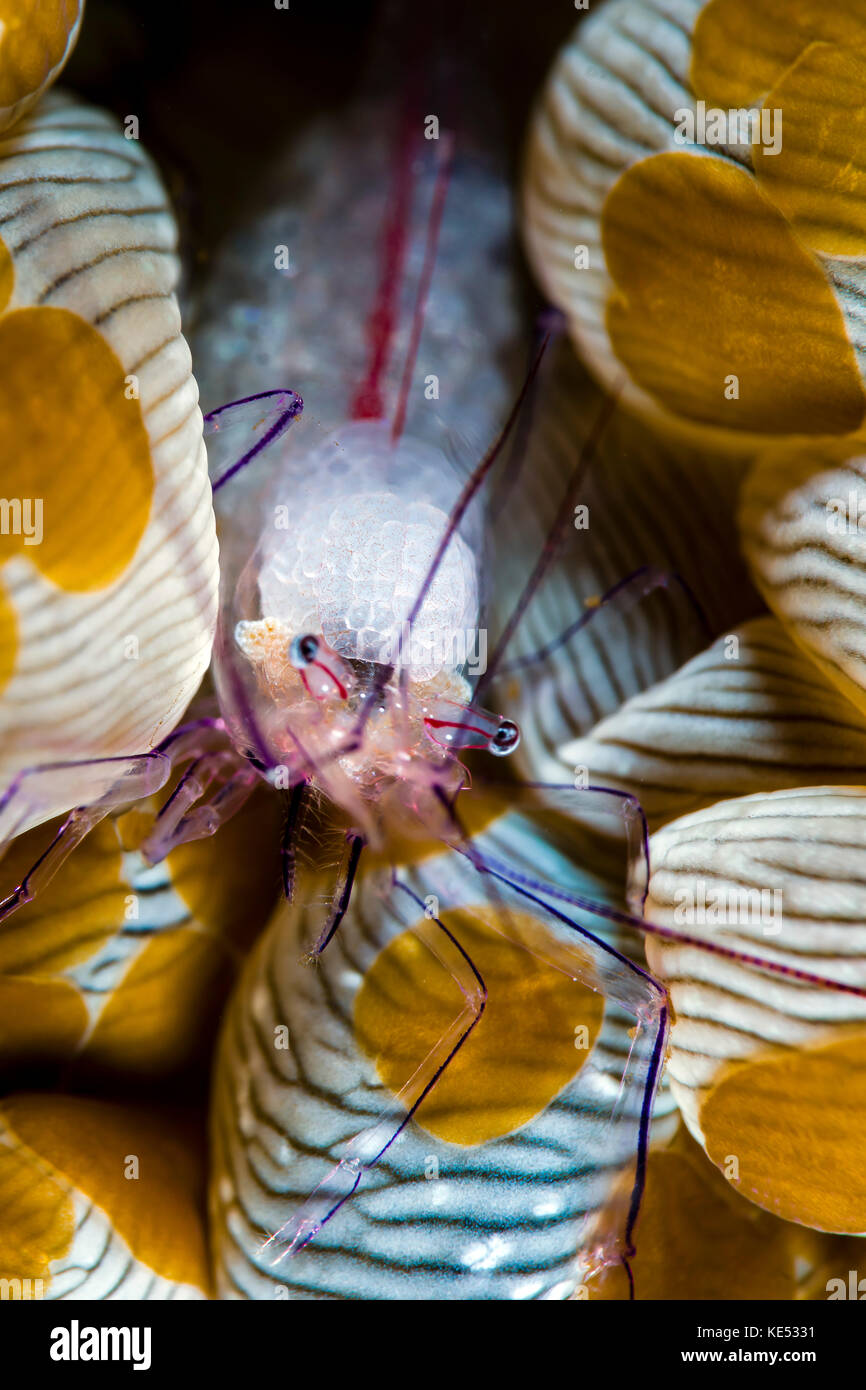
[207,137,526,852]
[214,419,524,849]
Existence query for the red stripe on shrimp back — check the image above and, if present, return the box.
[350,119,416,422]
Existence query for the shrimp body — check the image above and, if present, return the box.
[192,95,529,842]
[253,421,478,683]
[219,417,518,837]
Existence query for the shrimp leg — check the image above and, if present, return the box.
[429,784,668,1290]
[0,751,172,923]
[468,856,668,1294]
[0,720,263,922]
[515,779,650,916]
[203,389,303,493]
[261,878,488,1267]
[137,721,260,864]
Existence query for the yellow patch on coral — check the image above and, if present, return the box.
[364,784,513,874]
[0,580,16,693]
[2,1093,210,1292]
[0,0,82,114]
[79,926,233,1078]
[603,152,865,434]
[591,1126,839,1300]
[0,233,12,313]
[167,786,281,949]
[691,0,866,111]
[355,907,604,1146]
[79,788,280,1077]
[0,1126,75,1297]
[0,306,153,590]
[700,1033,866,1233]
[755,43,866,258]
[0,975,87,1068]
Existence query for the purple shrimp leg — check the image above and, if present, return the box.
[261,877,488,1265]
[280,781,309,902]
[262,782,662,1283]
[481,840,866,1002]
[0,720,265,921]
[432,787,668,1293]
[468,856,667,1295]
[304,832,366,960]
[137,719,260,865]
[0,752,172,924]
[464,811,866,1288]
[515,779,651,916]
[203,389,304,493]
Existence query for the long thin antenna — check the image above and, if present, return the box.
[475,376,625,700]
[350,119,416,421]
[403,334,551,640]
[390,131,455,443]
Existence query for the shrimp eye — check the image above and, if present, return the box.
[489,719,520,756]
[290,633,319,668]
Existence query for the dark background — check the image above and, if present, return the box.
[64,0,577,271]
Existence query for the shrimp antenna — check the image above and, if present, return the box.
[401,336,552,651]
[350,112,416,422]
[390,131,455,442]
[488,307,567,524]
[475,375,625,700]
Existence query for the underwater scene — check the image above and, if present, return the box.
[2,0,866,1317]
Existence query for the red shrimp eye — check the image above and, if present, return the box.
[489,719,520,756]
[290,634,319,667]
